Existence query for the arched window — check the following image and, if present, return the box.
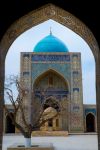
[86,113,95,132]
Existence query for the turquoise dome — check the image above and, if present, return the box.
[33,34,68,52]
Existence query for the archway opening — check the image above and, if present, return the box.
[43,97,60,130]
[5,19,96,106]
[86,113,95,132]
[33,69,69,131]
[33,69,69,103]
[5,19,96,133]
[5,113,15,133]
[1,4,99,149]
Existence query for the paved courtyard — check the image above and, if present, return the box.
[3,134,98,150]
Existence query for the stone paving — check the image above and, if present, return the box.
[3,134,98,150]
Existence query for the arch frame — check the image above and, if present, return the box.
[85,113,96,132]
[0,3,100,149]
[85,112,97,132]
[33,68,70,90]
[32,67,71,131]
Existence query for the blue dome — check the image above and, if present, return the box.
[33,34,69,52]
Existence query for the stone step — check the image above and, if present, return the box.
[32,131,68,136]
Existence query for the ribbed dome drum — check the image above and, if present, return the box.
[33,34,69,52]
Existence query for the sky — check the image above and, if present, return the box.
[5,19,96,104]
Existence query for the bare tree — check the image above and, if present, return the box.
[4,75,58,147]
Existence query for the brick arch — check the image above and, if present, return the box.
[0,3,100,150]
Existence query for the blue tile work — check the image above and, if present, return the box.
[31,63,71,87]
[34,90,68,95]
[31,54,70,62]
[34,90,69,101]
[85,108,96,116]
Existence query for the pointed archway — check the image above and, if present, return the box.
[0,3,100,150]
[33,69,69,131]
[86,113,95,132]
[33,69,69,88]
[33,69,69,101]
[5,114,15,133]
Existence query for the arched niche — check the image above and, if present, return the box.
[0,3,100,150]
[33,69,69,104]
[33,69,69,89]
[86,113,95,132]
[5,114,15,133]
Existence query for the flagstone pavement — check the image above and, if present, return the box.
[3,134,98,150]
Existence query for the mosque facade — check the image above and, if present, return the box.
[4,33,97,134]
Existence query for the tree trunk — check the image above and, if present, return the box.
[24,131,32,147]
[25,137,31,147]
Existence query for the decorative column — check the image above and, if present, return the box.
[0,56,4,150]
[96,59,100,150]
